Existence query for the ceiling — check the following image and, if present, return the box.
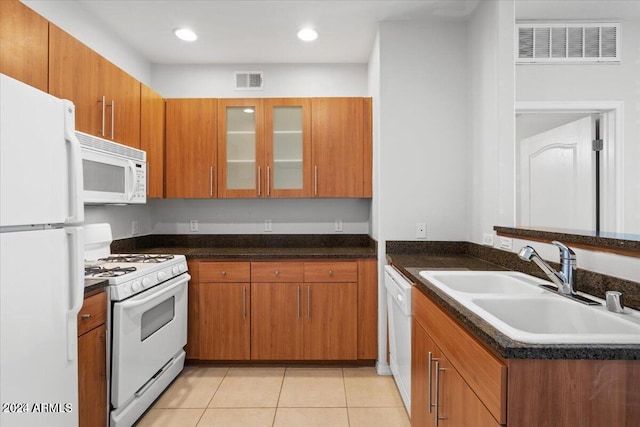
[73,0,639,65]
[74,0,479,64]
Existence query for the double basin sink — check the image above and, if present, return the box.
[418,271,640,344]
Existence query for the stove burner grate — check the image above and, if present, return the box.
[85,266,137,277]
[99,254,175,263]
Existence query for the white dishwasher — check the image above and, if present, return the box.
[384,265,412,414]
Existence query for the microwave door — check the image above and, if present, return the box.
[82,150,128,204]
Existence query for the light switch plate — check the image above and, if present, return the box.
[265,219,272,232]
[499,236,513,250]
[189,219,198,232]
[131,221,139,235]
[335,220,343,232]
[482,233,494,246]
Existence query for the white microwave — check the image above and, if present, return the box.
[76,131,147,205]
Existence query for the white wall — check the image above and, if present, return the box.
[149,199,371,234]
[151,63,367,98]
[467,0,515,246]
[377,20,469,243]
[22,0,151,85]
[516,18,640,235]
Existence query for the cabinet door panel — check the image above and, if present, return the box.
[251,283,303,360]
[303,282,357,360]
[311,98,365,197]
[165,98,217,198]
[49,24,103,137]
[78,324,107,427]
[0,0,49,92]
[200,283,250,360]
[265,98,311,197]
[106,64,140,148]
[218,99,264,198]
[412,320,437,427]
[140,84,164,198]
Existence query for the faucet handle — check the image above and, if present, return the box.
[552,241,575,260]
[606,291,625,313]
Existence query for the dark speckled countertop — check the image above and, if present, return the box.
[84,278,107,298]
[386,250,640,360]
[111,234,377,260]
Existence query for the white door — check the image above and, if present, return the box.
[0,227,83,427]
[519,116,595,230]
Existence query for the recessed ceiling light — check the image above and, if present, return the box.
[297,28,318,42]
[243,108,255,114]
[174,27,197,42]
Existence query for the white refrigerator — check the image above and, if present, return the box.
[0,74,84,427]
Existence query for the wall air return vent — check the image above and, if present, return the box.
[516,22,619,63]
[234,71,263,90]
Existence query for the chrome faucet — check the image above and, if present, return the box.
[518,241,576,295]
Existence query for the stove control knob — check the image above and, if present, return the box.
[157,271,167,282]
[172,266,179,275]
[142,277,151,288]
[132,280,142,292]
[179,263,186,272]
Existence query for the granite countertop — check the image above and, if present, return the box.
[84,278,107,298]
[111,234,377,260]
[387,253,640,360]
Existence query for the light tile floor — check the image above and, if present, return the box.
[135,366,410,427]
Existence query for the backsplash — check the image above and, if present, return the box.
[386,241,640,311]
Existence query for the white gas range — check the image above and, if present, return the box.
[84,225,190,427]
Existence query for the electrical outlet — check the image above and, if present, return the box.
[265,219,272,232]
[482,233,494,246]
[416,223,427,239]
[335,220,343,232]
[189,219,198,232]
[499,237,513,250]
[131,220,139,235]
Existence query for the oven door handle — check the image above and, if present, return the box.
[120,274,190,313]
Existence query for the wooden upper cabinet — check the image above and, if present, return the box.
[165,98,217,198]
[264,98,312,198]
[49,24,140,148]
[0,0,49,92]
[49,24,102,136]
[217,99,265,198]
[140,84,164,198]
[105,62,140,148]
[311,97,371,198]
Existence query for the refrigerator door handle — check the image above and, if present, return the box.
[65,226,84,361]
[63,101,84,224]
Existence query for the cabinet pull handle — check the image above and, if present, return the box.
[434,361,446,426]
[427,352,434,413]
[81,314,91,320]
[210,166,214,196]
[111,100,115,139]
[257,166,262,196]
[99,96,106,136]
[242,286,247,320]
[314,165,318,196]
[307,287,311,319]
[267,166,271,197]
[297,286,301,319]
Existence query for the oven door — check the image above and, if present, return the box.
[111,273,189,409]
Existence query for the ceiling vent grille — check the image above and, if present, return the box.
[234,71,263,90]
[516,22,619,63]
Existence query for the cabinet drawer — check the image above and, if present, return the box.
[200,262,250,282]
[304,261,358,282]
[251,262,303,282]
[78,291,106,336]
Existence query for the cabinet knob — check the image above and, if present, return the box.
[81,314,91,320]
[221,271,227,277]
[275,270,280,277]
[328,270,334,276]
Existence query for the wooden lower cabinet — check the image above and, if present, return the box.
[188,259,373,362]
[251,282,304,360]
[200,282,250,360]
[77,291,107,427]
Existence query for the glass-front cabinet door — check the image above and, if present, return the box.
[218,99,264,198]
[265,98,311,197]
